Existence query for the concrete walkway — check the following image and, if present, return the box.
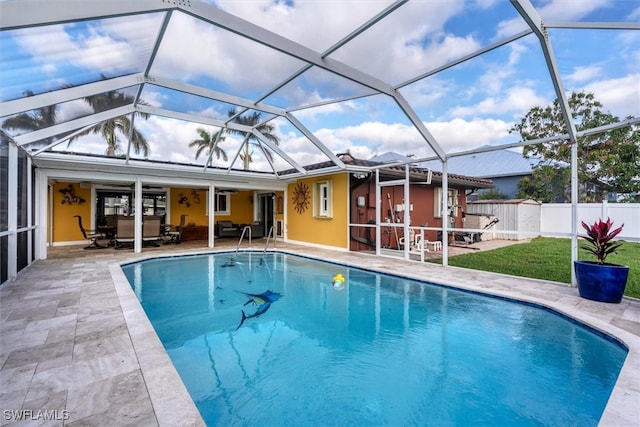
[1,240,638,426]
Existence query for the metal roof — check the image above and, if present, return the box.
[373,147,540,178]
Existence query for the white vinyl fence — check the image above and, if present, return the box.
[541,202,639,241]
[467,200,639,241]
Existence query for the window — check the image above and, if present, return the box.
[434,188,458,218]
[214,192,230,215]
[313,180,333,218]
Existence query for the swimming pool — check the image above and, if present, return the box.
[123,251,627,426]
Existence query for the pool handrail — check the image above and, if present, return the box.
[262,225,276,258]
[235,225,252,256]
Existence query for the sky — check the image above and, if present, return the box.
[1,0,639,173]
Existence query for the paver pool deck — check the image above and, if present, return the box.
[1,240,638,426]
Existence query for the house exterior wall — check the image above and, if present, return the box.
[170,188,206,226]
[286,173,349,249]
[168,188,256,228]
[52,182,93,243]
[350,178,469,250]
[476,175,524,199]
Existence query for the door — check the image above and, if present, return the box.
[258,193,275,236]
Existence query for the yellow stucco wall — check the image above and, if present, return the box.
[52,182,93,242]
[226,191,255,224]
[169,188,206,226]
[168,189,255,227]
[286,173,348,248]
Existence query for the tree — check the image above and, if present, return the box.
[478,189,509,200]
[516,164,570,202]
[69,76,150,157]
[189,127,227,161]
[1,90,67,148]
[510,91,639,202]
[226,110,280,170]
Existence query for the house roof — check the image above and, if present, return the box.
[283,153,494,189]
[372,148,540,178]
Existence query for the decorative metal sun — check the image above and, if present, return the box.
[292,182,310,214]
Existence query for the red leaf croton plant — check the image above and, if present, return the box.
[580,217,624,265]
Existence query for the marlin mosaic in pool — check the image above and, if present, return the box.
[122,252,627,426]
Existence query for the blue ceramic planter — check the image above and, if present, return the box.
[574,260,630,303]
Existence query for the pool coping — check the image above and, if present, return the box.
[109,247,639,426]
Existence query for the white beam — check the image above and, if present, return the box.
[150,75,287,117]
[185,1,396,96]
[0,74,143,117]
[393,93,446,161]
[0,0,171,31]
[251,129,307,175]
[256,0,408,104]
[15,105,134,146]
[285,113,345,168]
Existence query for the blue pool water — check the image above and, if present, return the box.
[123,252,627,426]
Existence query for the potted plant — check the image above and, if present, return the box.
[574,217,629,303]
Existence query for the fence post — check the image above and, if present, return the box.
[601,200,608,220]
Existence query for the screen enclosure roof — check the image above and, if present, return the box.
[1,0,638,180]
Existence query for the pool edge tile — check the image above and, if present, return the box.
[109,263,206,427]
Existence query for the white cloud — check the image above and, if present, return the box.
[448,86,549,119]
[583,74,640,118]
[274,117,514,164]
[566,65,602,84]
[495,0,611,39]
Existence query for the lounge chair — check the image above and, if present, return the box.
[74,215,109,249]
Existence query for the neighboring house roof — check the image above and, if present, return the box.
[372,147,540,179]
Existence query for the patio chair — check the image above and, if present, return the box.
[115,217,135,249]
[142,217,162,247]
[165,214,187,244]
[73,215,108,249]
[416,235,442,251]
[398,228,416,250]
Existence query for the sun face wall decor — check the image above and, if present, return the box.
[292,182,310,214]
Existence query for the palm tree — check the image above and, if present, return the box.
[226,110,280,170]
[69,76,150,157]
[1,90,65,148]
[189,127,227,162]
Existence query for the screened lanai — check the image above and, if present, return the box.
[1,0,638,283]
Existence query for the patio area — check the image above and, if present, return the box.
[1,239,638,426]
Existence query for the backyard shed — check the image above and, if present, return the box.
[467,199,541,240]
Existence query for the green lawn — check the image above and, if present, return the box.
[428,237,640,299]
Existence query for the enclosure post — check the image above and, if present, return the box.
[375,169,381,256]
[570,141,578,286]
[442,159,449,267]
[404,164,410,260]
